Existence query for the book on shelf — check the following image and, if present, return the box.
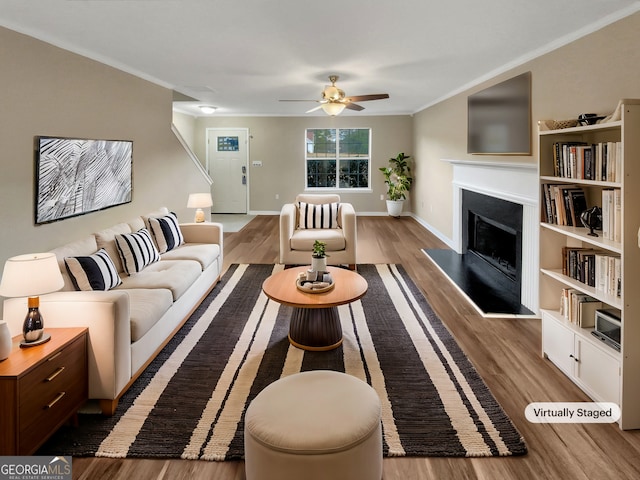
[541,183,587,226]
[594,252,622,298]
[601,188,622,242]
[552,140,621,181]
[560,288,603,327]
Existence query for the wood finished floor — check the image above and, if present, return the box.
[73,215,640,480]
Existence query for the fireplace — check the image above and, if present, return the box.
[468,214,517,281]
[424,159,538,317]
[462,189,523,307]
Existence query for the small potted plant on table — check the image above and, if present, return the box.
[311,240,328,273]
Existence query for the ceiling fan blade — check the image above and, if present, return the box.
[279,99,320,102]
[306,105,323,113]
[345,94,389,102]
[345,103,365,111]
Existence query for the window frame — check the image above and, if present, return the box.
[304,127,372,191]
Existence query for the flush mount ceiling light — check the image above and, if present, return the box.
[199,105,217,114]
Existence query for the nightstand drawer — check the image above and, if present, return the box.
[19,335,87,435]
[0,328,88,455]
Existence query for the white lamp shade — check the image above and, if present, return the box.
[321,102,346,116]
[187,193,213,209]
[0,252,64,298]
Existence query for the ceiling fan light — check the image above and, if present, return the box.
[321,103,346,116]
[323,86,345,101]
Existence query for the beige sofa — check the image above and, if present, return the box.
[2,207,223,415]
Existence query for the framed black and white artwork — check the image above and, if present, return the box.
[35,136,133,224]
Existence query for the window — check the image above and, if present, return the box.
[305,128,371,189]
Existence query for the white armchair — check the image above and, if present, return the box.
[279,194,357,270]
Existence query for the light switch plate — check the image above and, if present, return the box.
[252,160,262,167]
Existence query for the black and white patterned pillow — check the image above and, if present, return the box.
[64,248,122,291]
[115,228,160,275]
[148,212,184,253]
[297,201,340,229]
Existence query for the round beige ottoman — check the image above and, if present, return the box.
[244,370,383,480]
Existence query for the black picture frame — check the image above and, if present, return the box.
[34,136,133,224]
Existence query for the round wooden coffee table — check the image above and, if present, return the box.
[262,266,368,351]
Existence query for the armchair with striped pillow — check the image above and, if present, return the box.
[279,194,357,270]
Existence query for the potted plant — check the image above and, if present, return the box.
[379,152,413,217]
[311,240,329,272]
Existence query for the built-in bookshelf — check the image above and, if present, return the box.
[538,99,640,429]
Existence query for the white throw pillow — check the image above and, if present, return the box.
[64,248,122,291]
[298,201,340,229]
[115,228,160,275]
[148,212,184,253]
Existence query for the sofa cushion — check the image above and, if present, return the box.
[160,243,220,270]
[125,288,174,342]
[290,228,346,251]
[148,212,184,253]
[50,235,99,291]
[298,201,340,229]
[116,259,202,301]
[94,222,133,274]
[64,248,123,291]
[115,228,160,275]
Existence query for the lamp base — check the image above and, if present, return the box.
[20,332,51,348]
[194,208,205,223]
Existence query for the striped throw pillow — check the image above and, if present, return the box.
[298,202,340,229]
[115,228,160,275]
[148,212,184,253]
[64,248,122,291]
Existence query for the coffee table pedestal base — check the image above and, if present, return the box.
[288,306,343,351]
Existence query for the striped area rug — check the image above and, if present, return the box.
[40,264,527,460]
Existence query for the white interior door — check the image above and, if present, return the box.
[207,128,248,213]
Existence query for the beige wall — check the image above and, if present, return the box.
[0,27,211,276]
[192,115,413,213]
[413,11,640,244]
[172,111,198,153]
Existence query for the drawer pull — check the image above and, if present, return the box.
[48,351,63,362]
[46,367,65,382]
[45,392,66,409]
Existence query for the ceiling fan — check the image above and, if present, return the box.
[280,75,389,115]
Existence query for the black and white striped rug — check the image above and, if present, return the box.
[40,264,527,460]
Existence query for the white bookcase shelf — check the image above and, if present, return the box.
[538,99,640,429]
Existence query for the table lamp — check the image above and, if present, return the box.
[0,252,64,346]
[187,192,213,223]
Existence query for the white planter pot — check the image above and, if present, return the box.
[386,200,404,217]
[311,256,327,272]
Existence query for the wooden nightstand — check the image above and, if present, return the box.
[0,327,88,455]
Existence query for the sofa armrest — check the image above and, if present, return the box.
[3,291,132,401]
[279,203,297,258]
[340,202,357,251]
[180,222,223,247]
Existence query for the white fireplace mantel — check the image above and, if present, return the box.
[441,158,539,313]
